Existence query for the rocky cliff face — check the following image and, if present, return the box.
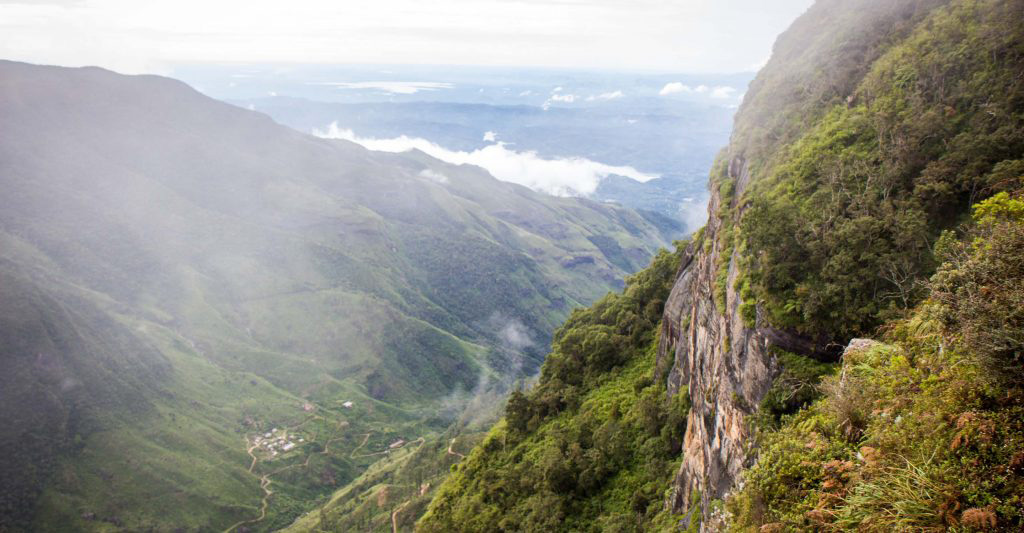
[657,155,774,526]
[655,2,960,525]
[657,155,838,528]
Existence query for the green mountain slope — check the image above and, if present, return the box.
[734,0,1024,340]
[418,247,690,532]
[0,61,671,531]
[419,0,1024,531]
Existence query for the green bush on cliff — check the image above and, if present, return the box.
[725,194,1024,531]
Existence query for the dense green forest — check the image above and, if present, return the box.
[738,0,1024,339]
[421,0,1024,530]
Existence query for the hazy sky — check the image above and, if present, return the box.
[1,0,813,74]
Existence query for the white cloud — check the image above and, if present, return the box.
[517,90,533,97]
[659,83,715,96]
[307,81,454,94]
[418,168,449,184]
[542,92,577,110]
[552,86,563,92]
[314,122,658,197]
[710,85,736,99]
[482,131,497,142]
[679,194,709,233]
[586,90,624,101]
[658,82,691,95]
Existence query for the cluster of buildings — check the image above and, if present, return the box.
[251,428,304,458]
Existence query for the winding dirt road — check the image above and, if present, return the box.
[391,499,411,533]
[447,438,466,460]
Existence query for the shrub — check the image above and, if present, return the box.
[931,192,1024,378]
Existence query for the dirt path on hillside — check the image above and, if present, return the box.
[246,441,259,472]
[352,436,424,459]
[350,432,373,459]
[447,438,466,460]
[391,498,412,533]
[224,473,273,533]
[386,438,429,533]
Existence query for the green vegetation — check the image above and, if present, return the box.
[421,1,1024,531]
[723,4,1024,528]
[283,429,487,532]
[0,61,673,531]
[738,0,1024,340]
[726,194,1024,531]
[418,245,689,532]
[753,349,838,431]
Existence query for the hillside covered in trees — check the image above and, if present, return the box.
[0,61,671,531]
[419,0,1024,530]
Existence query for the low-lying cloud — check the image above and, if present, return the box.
[543,87,582,110]
[587,90,624,101]
[498,319,535,351]
[659,82,687,95]
[418,169,450,184]
[307,81,454,94]
[710,86,737,99]
[659,82,737,99]
[314,122,658,196]
[659,82,708,95]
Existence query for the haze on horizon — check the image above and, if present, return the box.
[1,0,813,75]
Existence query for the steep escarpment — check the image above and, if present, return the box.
[421,0,1023,531]
[656,162,775,522]
[659,0,1024,527]
[724,193,1024,530]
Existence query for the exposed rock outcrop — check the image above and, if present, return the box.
[656,156,838,528]
[657,156,775,525]
[654,2,957,526]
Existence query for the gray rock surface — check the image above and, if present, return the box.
[657,155,834,528]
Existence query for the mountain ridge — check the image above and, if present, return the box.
[0,59,671,531]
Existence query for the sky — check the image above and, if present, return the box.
[1,0,814,74]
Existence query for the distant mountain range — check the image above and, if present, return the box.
[172,65,750,228]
